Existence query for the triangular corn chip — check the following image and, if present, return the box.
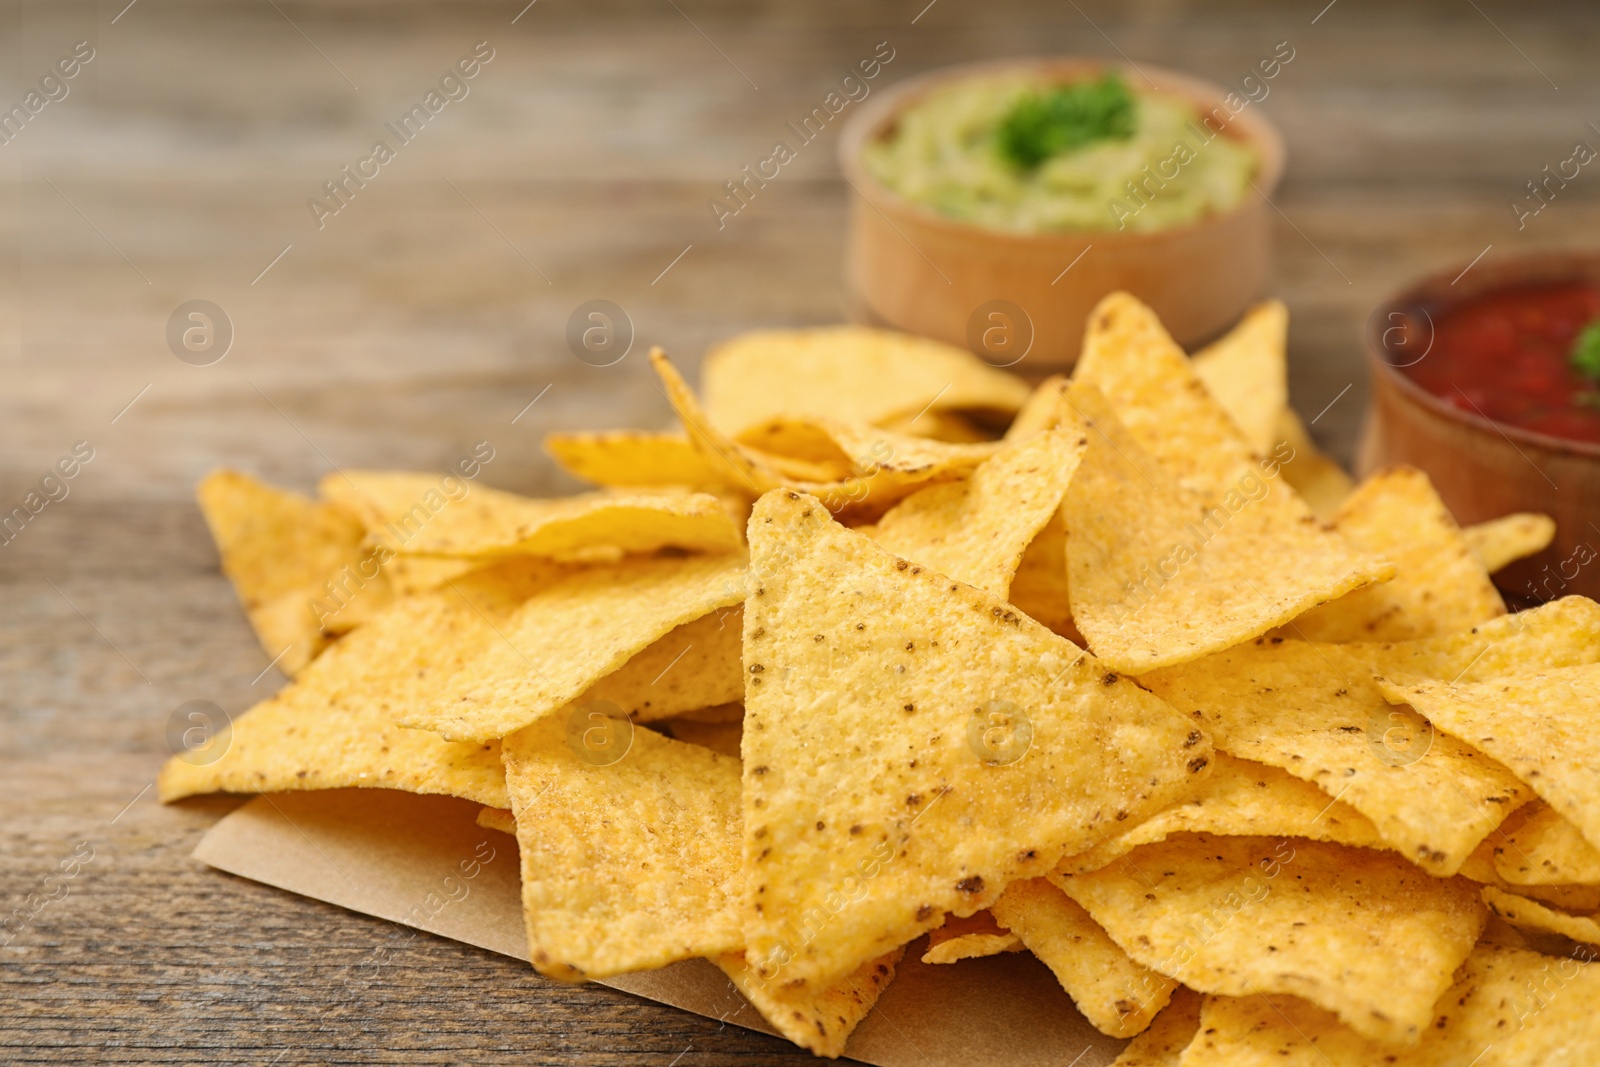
[399,552,746,742]
[740,488,1212,991]
[1291,467,1504,642]
[1274,408,1353,521]
[1463,512,1557,574]
[1376,665,1600,854]
[1143,639,1529,875]
[1059,752,1384,874]
[1064,382,1390,672]
[1006,511,1080,640]
[543,430,740,492]
[1055,835,1486,1046]
[1003,375,1069,442]
[1482,885,1600,946]
[1180,944,1600,1066]
[1109,987,1201,1067]
[990,878,1177,1038]
[715,947,905,1059]
[879,408,992,443]
[197,469,388,674]
[580,606,743,723]
[476,806,516,835]
[156,564,549,805]
[871,425,1085,597]
[702,325,1030,438]
[920,911,1023,964]
[503,713,743,980]
[1491,802,1600,885]
[1191,299,1288,454]
[1342,595,1600,683]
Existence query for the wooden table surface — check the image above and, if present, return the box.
[4,1,1598,1062]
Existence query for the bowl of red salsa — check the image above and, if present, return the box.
[1363,251,1600,601]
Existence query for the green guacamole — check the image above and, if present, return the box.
[863,74,1258,234]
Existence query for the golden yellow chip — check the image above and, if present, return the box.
[1377,665,1600,854]
[1064,382,1391,672]
[1343,595,1600,683]
[701,325,1031,438]
[715,947,904,1059]
[197,469,387,674]
[1109,988,1201,1067]
[1492,802,1600,886]
[1512,882,1600,913]
[919,911,1023,964]
[503,713,743,981]
[579,606,744,723]
[740,489,1212,992]
[1482,885,1600,945]
[654,716,743,759]
[1055,835,1486,1046]
[990,878,1177,1038]
[879,408,993,443]
[1059,752,1383,874]
[1190,299,1288,454]
[1143,639,1528,875]
[1006,512,1081,640]
[1290,467,1505,642]
[476,806,515,835]
[871,425,1084,597]
[398,552,747,742]
[1274,409,1353,521]
[1002,375,1069,442]
[543,430,739,491]
[1463,512,1557,574]
[1180,944,1600,1065]
[323,470,742,561]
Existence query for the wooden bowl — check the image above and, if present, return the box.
[1359,251,1600,602]
[838,57,1285,376]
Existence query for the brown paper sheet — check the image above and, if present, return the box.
[194,789,1125,1065]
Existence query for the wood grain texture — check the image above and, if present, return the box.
[3,1,1599,1062]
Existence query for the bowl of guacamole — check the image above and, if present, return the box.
[840,59,1285,371]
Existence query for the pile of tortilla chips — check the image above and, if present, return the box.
[162,293,1600,1063]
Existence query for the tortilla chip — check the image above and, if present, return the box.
[1060,752,1384,874]
[1464,512,1558,574]
[477,806,516,835]
[1110,988,1201,1067]
[1343,595,1600,683]
[1003,375,1070,442]
[879,408,993,443]
[398,552,747,742]
[1483,886,1600,948]
[715,947,905,1059]
[701,325,1031,438]
[503,712,743,980]
[1064,382,1391,672]
[654,716,743,759]
[1143,639,1529,875]
[1274,409,1353,521]
[1514,883,1600,913]
[990,878,1177,1038]
[579,606,744,723]
[871,425,1084,597]
[1006,511,1081,641]
[1181,944,1600,1065]
[321,470,741,561]
[1492,802,1600,886]
[1377,665,1600,854]
[739,488,1212,991]
[1055,835,1486,1046]
[1190,300,1288,454]
[197,469,387,673]
[919,911,1023,964]
[1290,467,1505,642]
[543,430,738,491]
[158,559,570,805]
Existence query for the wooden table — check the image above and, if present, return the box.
[4,1,1597,1062]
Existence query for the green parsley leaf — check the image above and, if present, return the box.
[996,74,1137,170]
[1572,319,1600,381]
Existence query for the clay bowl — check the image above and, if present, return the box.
[1360,251,1600,602]
[838,57,1285,377]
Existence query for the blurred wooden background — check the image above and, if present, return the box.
[2,1,1598,1063]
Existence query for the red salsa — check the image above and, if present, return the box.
[1397,281,1600,445]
